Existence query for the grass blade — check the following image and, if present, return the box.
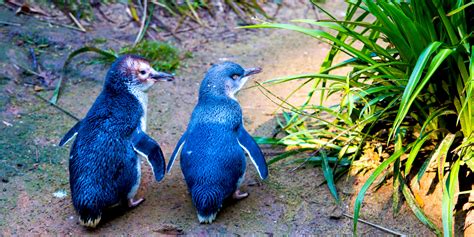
[402,181,442,236]
[442,158,461,237]
[268,148,314,165]
[321,149,339,203]
[353,144,412,233]
[391,42,448,140]
[446,2,474,16]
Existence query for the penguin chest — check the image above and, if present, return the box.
[130,88,149,131]
[138,95,148,131]
[127,157,141,199]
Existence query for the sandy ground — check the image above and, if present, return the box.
[0,1,440,235]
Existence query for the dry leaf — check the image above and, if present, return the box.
[13,2,49,16]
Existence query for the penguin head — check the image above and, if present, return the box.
[199,61,262,100]
[105,55,174,93]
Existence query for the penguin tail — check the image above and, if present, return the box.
[78,206,102,228]
[191,185,224,224]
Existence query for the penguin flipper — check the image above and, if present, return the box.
[131,128,166,182]
[59,120,82,146]
[237,126,268,180]
[166,131,187,173]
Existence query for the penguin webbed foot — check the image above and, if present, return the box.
[128,197,145,208]
[79,216,102,228]
[232,189,249,200]
[198,212,217,224]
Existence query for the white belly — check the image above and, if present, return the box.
[140,111,147,131]
[127,158,141,199]
[129,87,149,131]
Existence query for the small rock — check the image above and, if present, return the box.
[153,224,184,235]
[329,206,343,219]
[1,177,9,183]
[53,190,68,198]
[2,121,12,127]
[34,85,44,92]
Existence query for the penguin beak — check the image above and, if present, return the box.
[243,67,262,77]
[150,71,174,82]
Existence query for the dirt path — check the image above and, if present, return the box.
[0,2,433,235]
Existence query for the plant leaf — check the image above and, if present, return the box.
[442,158,461,237]
[353,144,412,233]
[321,149,339,203]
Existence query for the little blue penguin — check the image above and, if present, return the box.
[59,55,173,228]
[167,61,268,223]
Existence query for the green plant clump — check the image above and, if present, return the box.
[121,40,180,72]
[64,40,181,73]
[246,0,473,236]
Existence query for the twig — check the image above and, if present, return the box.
[173,15,188,33]
[342,213,406,236]
[14,63,42,77]
[33,93,80,121]
[29,47,38,71]
[0,20,21,26]
[134,0,148,46]
[35,18,85,32]
[67,12,86,32]
[152,15,182,42]
[93,3,116,23]
[162,27,197,37]
[185,0,206,27]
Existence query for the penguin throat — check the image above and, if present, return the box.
[128,87,148,131]
[227,76,249,101]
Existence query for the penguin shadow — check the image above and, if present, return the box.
[221,192,247,209]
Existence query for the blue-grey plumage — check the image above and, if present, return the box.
[167,62,268,223]
[59,55,173,228]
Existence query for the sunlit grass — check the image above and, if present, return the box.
[245,0,473,235]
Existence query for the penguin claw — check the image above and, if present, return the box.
[232,189,249,200]
[79,216,101,228]
[198,213,217,224]
[128,197,145,208]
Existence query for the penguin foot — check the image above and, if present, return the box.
[128,197,145,208]
[198,212,217,224]
[79,215,101,228]
[232,189,249,200]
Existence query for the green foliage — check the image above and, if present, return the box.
[246,0,473,235]
[152,0,275,24]
[64,40,180,73]
[121,40,180,72]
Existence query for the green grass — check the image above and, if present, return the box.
[245,0,473,235]
[39,0,277,24]
[151,0,274,25]
[65,40,181,73]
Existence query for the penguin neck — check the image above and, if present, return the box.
[199,92,235,104]
[128,86,149,131]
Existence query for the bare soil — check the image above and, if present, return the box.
[0,1,438,235]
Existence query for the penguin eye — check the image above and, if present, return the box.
[139,70,147,75]
[231,74,240,80]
